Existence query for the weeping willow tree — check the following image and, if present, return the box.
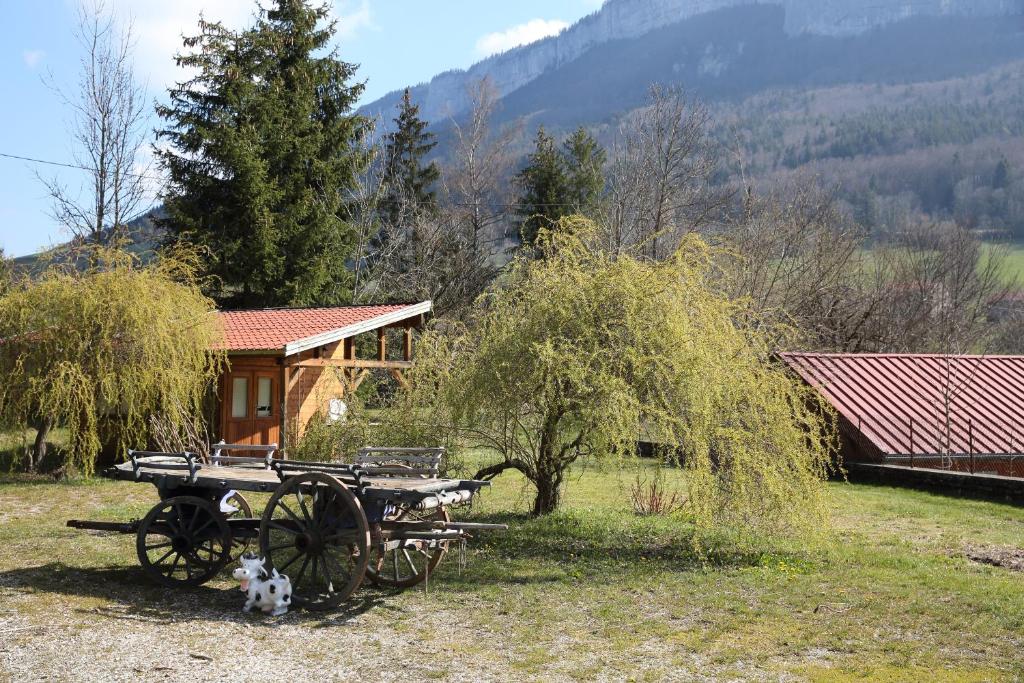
[0,248,225,475]
[392,216,835,548]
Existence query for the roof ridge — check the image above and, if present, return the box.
[220,302,419,314]
[781,352,1024,360]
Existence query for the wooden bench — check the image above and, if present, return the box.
[355,447,444,478]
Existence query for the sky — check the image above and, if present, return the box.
[0,0,603,258]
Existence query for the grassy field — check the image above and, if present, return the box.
[982,242,1024,287]
[1,460,1022,682]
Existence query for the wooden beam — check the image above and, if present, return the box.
[289,358,413,370]
[349,369,370,392]
[387,368,407,389]
[287,366,304,391]
[344,337,356,383]
[377,328,386,361]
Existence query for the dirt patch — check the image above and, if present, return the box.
[964,545,1024,572]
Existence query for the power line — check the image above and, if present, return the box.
[0,149,609,210]
[0,150,165,182]
[0,151,94,172]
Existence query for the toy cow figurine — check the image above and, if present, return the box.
[232,553,292,616]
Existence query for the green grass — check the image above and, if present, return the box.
[1,460,1023,680]
[983,241,1024,287]
[852,241,1024,288]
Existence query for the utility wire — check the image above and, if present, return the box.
[0,150,165,182]
[0,149,608,210]
[0,151,94,171]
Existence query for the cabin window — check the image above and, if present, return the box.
[256,377,273,418]
[231,377,248,418]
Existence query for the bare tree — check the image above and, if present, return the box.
[370,211,474,314]
[603,85,720,259]
[348,121,390,304]
[721,179,879,350]
[369,79,517,318]
[445,78,516,262]
[869,221,1013,353]
[41,1,149,247]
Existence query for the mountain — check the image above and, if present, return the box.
[358,0,1023,125]
[11,210,163,274]
[488,8,1024,130]
[358,0,1024,240]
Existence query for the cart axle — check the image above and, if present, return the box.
[67,519,139,534]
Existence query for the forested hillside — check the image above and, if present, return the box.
[713,61,1024,237]
[415,7,1024,238]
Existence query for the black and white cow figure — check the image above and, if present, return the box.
[232,553,292,616]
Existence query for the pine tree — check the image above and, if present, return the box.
[515,126,570,247]
[381,88,440,226]
[993,157,1011,190]
[515,126,607,248]
[562,127,606,215]
[156,0,371,308]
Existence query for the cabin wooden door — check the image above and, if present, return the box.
[224,370,280,448]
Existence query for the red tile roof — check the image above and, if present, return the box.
[782,353,1024,455]
[216,302,430,354]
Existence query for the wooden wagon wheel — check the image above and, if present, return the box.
[366,505,450,589]
[135,496,232,588]
[223,491,253,560]
[258,472,370,611]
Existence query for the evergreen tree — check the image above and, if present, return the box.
[515,126,607,248]
[381,88,440,226]
[156,0,371,308]
[515,126,570,247]
[562,127,606,215]
[993,157,1011,189]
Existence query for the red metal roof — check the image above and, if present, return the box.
[216,302,429,354]
[782,353,1024,455]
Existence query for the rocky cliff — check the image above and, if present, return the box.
[361,0,1022,123]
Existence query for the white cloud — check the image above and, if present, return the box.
[106,1,373,91]
[109,1,255,89]
[475,18,569,57]
[335,0,374,41]
[22,49,46,69]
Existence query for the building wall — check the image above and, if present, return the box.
[221,325,414,453]
[220,343,349,452]
[285,339,350,443]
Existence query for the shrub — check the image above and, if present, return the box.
[0,247,225,475]
[629,470,686,517]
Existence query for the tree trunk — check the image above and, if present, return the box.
[532,472,561,516]
[32,418,52,472]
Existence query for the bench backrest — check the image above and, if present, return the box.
[210,441,279,469]
[355,447,444,478]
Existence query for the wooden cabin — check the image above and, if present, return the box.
[214,301,431,453]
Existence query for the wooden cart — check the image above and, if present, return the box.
[67,446,505,610]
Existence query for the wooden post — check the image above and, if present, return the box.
[403,325,413,361]
[969,419,975,474]
[378,328,387,361]
[281,364,289,457]
[909,417,914,469]
[344,337,356,385]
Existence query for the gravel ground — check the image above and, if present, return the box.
[0,581,517,683]
[0,569,725,683]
